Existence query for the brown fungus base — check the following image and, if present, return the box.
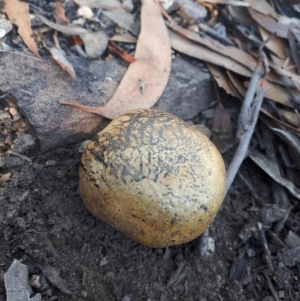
[79,109,226,248]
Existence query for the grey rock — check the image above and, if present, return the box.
[176,0,207,23]
[154,58,213,120]
[0,53,213,151]
[31,293,42,301]
[39,264,72,295]
[4,260,31,301]
[0,156,24,168]
[12,133,36,154]
[284,230,300,249]
[277,246,300,266]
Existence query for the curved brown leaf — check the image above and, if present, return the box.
[60,0,171,119]
[168,22,257,71]
[248,7,288,38]
[4,0,39,57]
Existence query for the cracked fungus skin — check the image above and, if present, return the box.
[79,109,226,248]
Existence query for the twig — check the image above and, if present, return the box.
[268,230,287,249]
[238,172,263,205]
[167,261,185,287]
[258,223,274,272]
[226,82,265,194]
[0,91,10,99]
[274,206,294,235]
[9,151,32,163]
[263,270,280,301]
[198,23,235,46]
[225,38,273,195]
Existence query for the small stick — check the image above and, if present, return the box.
[9,151,32,163]
[225,37,274,195]
[198,23,235,46]
[268,230,287,249]
[167,261,185,287]
[274,206,294,235]
[258,223,274,272]
[225,83,265,194]
[263,270,280,301]
[238,172,263,205]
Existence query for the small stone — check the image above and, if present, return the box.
[45,160,56,166]
[278,291,285,299]
[9,107,18,116]
[43,288,53,296]
[78,140,90,153]
[284,230,300,249]
[1,53,212,150]
[1,172,11,182]
[4,259,32,301]
[176,0,207,24]
[12,133,36,154]
[14,217,27,232]
[158,0,175,10]
[193,124,211,138]
[0,110,11,120]
[187,24,199,32]
[0,19,13,39]
[30,293,42,301]
[81,290,88,297]
[77,6,94,19]
[100,257,109,266]
[122,0,134,12]
[0,156,23,168]
[72,17,85,26]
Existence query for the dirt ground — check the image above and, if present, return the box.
[1,101,300,301]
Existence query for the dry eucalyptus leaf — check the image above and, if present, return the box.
[74,0,139,35]
[245,80,294,108]
[226,71,246,98]
[249,151,300,200]
[168,22,257,71]
[234,24,262,46]
[227,5,253,26]
[261,108,300,134]
[270,54,297,75]
[212,101,232,142]
[270,127,300,157]
[258,26,287,60]
[4,0,39,57]
[288,23,300,75]
[270,61,300,87]
[278,109,300,128]
[204,0,249,4]
[36,14,108,59]
[110,33,137,43]
[248,7,288,38]
[36,13,86,35]
[206,63,239,98]
[54,1,70,24]
[169,29,252,77]
[245,0,300,26]
[49,48,76,79]
[60,0,171,119]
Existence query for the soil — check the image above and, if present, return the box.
[1,104,300,301]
